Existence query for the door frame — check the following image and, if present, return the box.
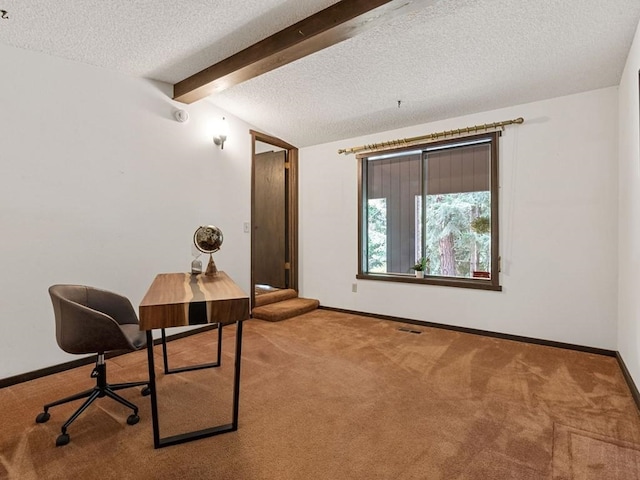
[250,130,299,308]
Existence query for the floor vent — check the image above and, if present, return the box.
[398,327,422,334]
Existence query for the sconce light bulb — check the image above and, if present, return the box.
[213,117,228,149]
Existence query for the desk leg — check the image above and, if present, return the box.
[232,319,243,430]
[145,331,160,449]
[160,324,222,374]
[148,321,244,448]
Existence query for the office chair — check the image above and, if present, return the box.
[36,285,150,446]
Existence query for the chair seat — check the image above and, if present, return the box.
[120,324,146,350]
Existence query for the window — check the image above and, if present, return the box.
[357,132,501,291]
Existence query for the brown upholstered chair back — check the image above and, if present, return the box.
[48,285,146,355]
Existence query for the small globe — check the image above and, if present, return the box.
[194,225,223,254]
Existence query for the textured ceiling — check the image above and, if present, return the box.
[1,0,639,147]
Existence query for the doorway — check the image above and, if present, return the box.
[250,130,298,308]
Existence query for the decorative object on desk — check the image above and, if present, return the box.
[190,243,202,274]
[411,257,429,278]
[193,225,224,276]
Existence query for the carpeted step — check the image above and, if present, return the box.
[254,288,298,307]
[252,297,320,322]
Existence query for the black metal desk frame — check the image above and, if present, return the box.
[147,321,243,448]
[145,320,243,449]
[160,324,222,374]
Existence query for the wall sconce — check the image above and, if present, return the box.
[213,117,228,150]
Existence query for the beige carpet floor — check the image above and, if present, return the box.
[1,309,639,479]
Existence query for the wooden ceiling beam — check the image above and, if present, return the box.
[173,0,429,104]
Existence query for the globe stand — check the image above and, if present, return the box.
[205,254,218,276]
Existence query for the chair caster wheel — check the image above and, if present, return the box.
[127,414,140,425]
[56,433,70,447]
[141,386,151,396]
[36,412,50,423]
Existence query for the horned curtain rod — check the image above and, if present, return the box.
[337,117,524,155]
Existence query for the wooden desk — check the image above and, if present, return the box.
[139,272,250,448]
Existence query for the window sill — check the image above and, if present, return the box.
[356,273,502,291]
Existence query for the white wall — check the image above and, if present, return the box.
[0,41,625,379]
[0,44,253,379]
[300,88,619,349]
[618,21,640,385]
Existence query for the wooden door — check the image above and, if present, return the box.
[253,150,287,289]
